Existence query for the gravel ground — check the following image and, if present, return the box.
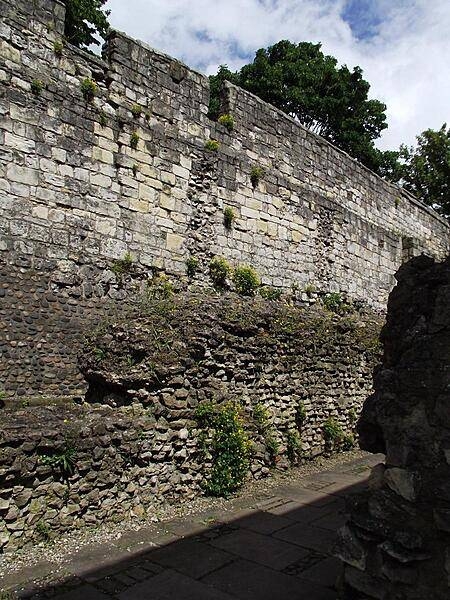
[0,449,369,580]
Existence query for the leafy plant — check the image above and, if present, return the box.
[348,408,358,424]
[80,77,97,102]
[98,109,107,127]
[342,434,355,451]
[36,520,51,542]
[94,347,106,361]
[63,0,110,49]
[286,431,302,463]
[53,40,64,56]
[130,131,140,150]
[31,79,44,96]
[209,256,232,288]
[223,206,236,229]
[259,286,282,300]
[253,403,270,432]
[146,274,174,300]
[112,252,133,281]
[250,166,264,188]
[132,163,139,176]
[323,292,344,313]
[40,446,76,477]
[265,434,279,464]
[295,401,307,428]
[131,104,142,118]
[305,283,316,297]
[205,139,220,152]
[233,265,261,295]
[218,114,234,132]
[323,417,344,444]
[186,256,199,278]
[195,402,250,497]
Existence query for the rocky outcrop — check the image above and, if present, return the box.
[337,255,450,599]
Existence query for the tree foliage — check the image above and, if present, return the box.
[63,0,110,49]
[209,41,389,172]
[397,124,450,217]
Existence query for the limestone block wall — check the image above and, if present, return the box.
[0,0,448,399]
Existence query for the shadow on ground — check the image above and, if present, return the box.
[3,455,382,600]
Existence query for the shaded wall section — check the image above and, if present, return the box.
[336,255,450,599]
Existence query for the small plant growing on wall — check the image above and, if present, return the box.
[186,256,199,278]
[223,206,236,229]
[233,265,261,295]
[205,139,220,152]
[98,109,107,127]
[323,292,345,313]
[218,114,234,132]
[53,40,64,56]
[250,166,264,188]
[259,286,282,301]
[209,256,232,288]
[286,430,302,464]
[31,79,44,96]
[131,104,142,118]
[130,131,140,150]
[36,520,52,542]
[81,77,97,102]
[323,417,344,451]
[40,445,76,478]
[195,401,251,497]
[132,163,139,176]
[295,401,307,428]
[305,283,316,297]
[112,251,133,281]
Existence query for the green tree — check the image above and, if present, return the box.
[208,65,240,120]
[399,124,450,217]
[63,0,110,49]
[209,41,388,171]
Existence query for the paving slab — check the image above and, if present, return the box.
[1,453,380,600]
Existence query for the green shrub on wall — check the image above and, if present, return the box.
[209,257,232,288]
[80,77,97,102]
[195,402,250,497]
[218,114,234,132]
[233,265,261,295]
[223,206,236,229]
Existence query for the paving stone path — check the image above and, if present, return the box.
[2,454,382,600]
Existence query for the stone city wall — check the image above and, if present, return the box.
[0,294,382,553]
[0,0,448,399]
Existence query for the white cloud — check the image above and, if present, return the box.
[105,0,450,149]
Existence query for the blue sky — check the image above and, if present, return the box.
[105,0,449,150]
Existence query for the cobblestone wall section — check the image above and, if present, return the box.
[0,295,382,554]
[0,0,448,399]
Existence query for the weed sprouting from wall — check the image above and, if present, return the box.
[223,206,236,229]
[31,79,44,96]
[218,114,234,132]
[186,256,199,278]
[209,256,232,288]
[195,401,250,497]
[130,131,140,149]
[250,166,264,188]
[233,265,261,295]
[205,139,220,152]
[80,78,97,102]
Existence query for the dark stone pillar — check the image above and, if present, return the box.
[336,255,450,599]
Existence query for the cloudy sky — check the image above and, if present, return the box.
[105,0,449,150]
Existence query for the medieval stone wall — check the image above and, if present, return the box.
[336,256,450,599]
[0,295,381,553]
[0,0,448,400]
